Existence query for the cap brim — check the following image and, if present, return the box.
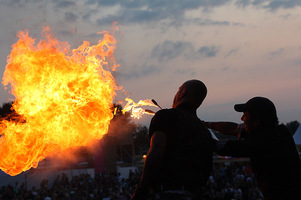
[234,104,247,112]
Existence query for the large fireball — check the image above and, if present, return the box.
[0,27,118,176]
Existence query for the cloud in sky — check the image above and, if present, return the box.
[235,0,301,10]
[196,46,220,58]
[150,40,219,63]
[151,40,194,62]
[0,0,301,125]
[92,0,249,27]
[64,12,78,23]
[118,64,161,80]
[269,48,285,57]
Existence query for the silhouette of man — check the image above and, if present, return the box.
[131,79,215,200]
[206,97,301,199]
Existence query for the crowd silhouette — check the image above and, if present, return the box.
[0,163,264,200]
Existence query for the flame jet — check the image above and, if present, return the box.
[0,27,119,176]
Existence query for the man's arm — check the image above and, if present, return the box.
[205,121,239,136]
[131,131,167,200]
[215,134,262,158]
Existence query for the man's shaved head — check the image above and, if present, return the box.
[172,79,207,109]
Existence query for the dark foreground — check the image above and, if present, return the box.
[0,163,264,200]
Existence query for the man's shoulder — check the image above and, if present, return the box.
[153,108,181,119]
[149,109,180,139]
[156,108,179,113]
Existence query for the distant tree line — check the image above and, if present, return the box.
[110,103,150,156]
[285,120,300,135]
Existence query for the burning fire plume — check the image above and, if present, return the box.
[0,26,160,176]
[121,98,158,119]
[0,27,120,176]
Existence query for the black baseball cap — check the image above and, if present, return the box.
[234,97,277,116]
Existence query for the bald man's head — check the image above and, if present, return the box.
[172,80,207,109]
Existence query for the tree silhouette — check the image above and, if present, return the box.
[285,121,300,135]
[108,104,150,156]
[132,124,150,155]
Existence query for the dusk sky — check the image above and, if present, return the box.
[0,0,301,127]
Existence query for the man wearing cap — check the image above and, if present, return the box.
[131,80,215,200]
[206,97,301,199]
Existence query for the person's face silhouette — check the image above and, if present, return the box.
[241,112,258,132]
[172,84,185,108]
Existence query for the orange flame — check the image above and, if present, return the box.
[0,27,119,176]
[122,98,157,119]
